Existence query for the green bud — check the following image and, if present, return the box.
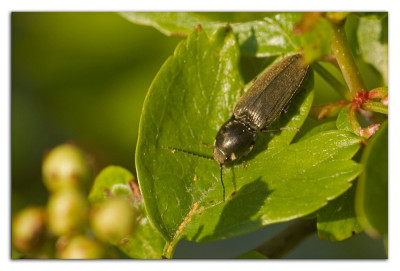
[47,188,89,236]
[12,207,47,253]
[42,144,93,192]
[91,197,138,244]
[325,12,350,23]
[57,236,107,259]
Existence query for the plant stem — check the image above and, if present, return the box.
[253,219,317,259]
[312,62,351,100]
[331,22,367,97]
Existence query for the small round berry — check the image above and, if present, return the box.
[47,188,89,236]
[57,235,107,259]
[42,144,93,192]
[12,207,47,253]
[91,197,138,244]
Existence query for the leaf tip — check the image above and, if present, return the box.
[224,23,233,31]
[195,23,203,32]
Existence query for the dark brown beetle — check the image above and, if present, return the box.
[169,53,309,201]
[213,53,309,165]
[212,53,309,200]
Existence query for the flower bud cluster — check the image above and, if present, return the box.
[12,143,139,259]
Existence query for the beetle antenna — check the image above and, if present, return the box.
[220,164,225,201]
[261,126,299,133]
[163,146,214,161]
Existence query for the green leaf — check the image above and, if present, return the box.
[298,17,333,63]
[121,12,303,57]
[89,166,166,259]
[120,12,213,36]
[355,121,388,237]
[239,56,277,84]
[354,12,388,20]
[336,105,353,132]
[136,26,363,257]
[191,12,275,23]
[357,15,388,85]
[89,166,135,204]
[136,26,243,252]
[233,13,302,57]
[317,185,363,241]
[122,12,334,61]
[297,120,337,142]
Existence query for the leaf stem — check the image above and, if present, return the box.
[250,219,317,259]
[309,100,350,120]
[312,62,351,100]
[348,103,381,139]
[331,22,367,97]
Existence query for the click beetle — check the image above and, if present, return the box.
[168,53,309,201]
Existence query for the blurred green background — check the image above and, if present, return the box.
[11,12,386,258]
[11,12,181,212]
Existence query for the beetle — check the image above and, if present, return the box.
[168,53,309,201]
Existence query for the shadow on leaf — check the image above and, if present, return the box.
[199,177,272,242]
[239,26,258,56]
